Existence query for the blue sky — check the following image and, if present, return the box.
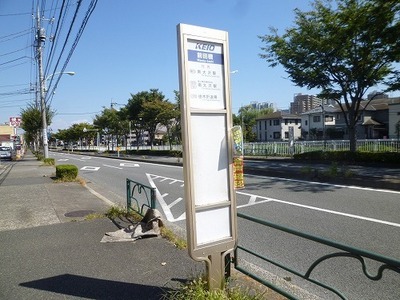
[1,0,397,131]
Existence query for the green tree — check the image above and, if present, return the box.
[170,90,182,146]
[259,0,400,152]
[20,103,55,152]
[93,107,120,150]
[126,89,177,149]
[237,105,274,142]
[54,123,92,148]
[140,89,175,148]
[125,91,149,149]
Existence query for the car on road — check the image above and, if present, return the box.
[0,146,12,160]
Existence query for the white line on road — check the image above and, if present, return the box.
[147,174,176,222]
[103,164,123,170]
[237,191,400,228]
[145,172,400,227]
[247,174,400,195]
[168,197,183,209]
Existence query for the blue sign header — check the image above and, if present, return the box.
[188,50,223,65]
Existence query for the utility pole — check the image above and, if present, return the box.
[36,7,49,158]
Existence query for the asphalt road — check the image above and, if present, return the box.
[50,152,400,299]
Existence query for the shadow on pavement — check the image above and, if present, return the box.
[20,273,174,300]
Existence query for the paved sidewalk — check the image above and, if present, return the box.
[0,151,205,299]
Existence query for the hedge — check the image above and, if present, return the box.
[56,164,78,181]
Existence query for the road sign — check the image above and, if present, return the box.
[177,23,237,290]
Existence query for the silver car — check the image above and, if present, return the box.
[0,146,12,160]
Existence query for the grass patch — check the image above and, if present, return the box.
[160,227,187,250]
[163,277,265,300]
[43,158,55,166]
[105,205,138,220]
[85,212,106,220]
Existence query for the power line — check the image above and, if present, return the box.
[0,30,31,43]
[44,0,70,75]
[56,111,101,116]
[0,46,31,57]
[45,0,83,99]
[47,0,99,105]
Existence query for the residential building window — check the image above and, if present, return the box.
[269,120,272,126]
[295,119,299,125]
[273,119,280,126]
[313,116,321,122]
[285,131,289,139]
[325,115,334,122]
[305,120,308,126]
[285,119,288,125]
[273,132,281,139]
[336,113,341,120]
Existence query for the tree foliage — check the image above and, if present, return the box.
[259,0,400,151]
[126,89,178,148]
[236,105,274,142]
[20,103,55,150]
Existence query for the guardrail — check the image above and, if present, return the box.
[234,212,400,300]
[126,178,156,216]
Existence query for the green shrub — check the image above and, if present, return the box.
[124,149,182,157]
[43,158,55,165]
[293,151,400,165]
[56,164,78,181]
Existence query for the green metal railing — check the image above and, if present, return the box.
[234,212,400,300]
[126,178,156,216]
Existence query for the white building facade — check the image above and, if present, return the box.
[256,111,302,141]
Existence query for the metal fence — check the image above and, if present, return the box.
[126,178,156,216]
[244,139,400,156]
[235,212,400,300]
[65,139,400,156]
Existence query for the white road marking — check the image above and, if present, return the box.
[80,166,100,171]
[120,163,139,167]
[147,173,400,228]
[237,191,400,228]
[103,164,123,170]
[247,174,400,195]
[58,159,69,161]
[147,174,176,222]
[169,197,183,209]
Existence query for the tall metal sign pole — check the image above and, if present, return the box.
[177,23,237,290]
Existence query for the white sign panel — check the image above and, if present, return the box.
[177,23,237,261]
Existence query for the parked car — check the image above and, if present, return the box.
[0,146,12,160]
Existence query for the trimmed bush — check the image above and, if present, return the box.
[293,150,400,165]
[43,158,55,165]
[56,164,78,181]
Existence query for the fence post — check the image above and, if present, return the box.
[126,179,131,211]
